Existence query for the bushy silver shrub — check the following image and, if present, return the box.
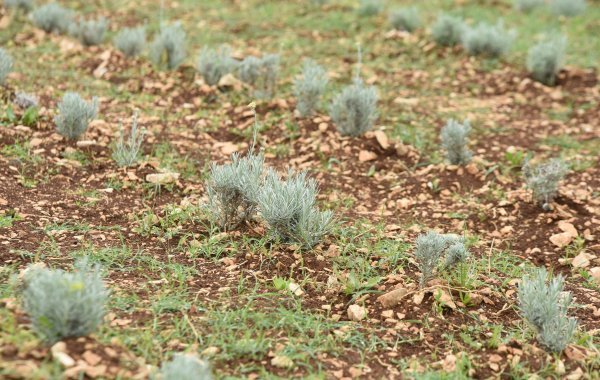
[30,3,73,34]
[197,45,237,86]
[14,92,38,109]
[70,17,108,46]
[0,48,13,85]
[518,268,577,352]
[150,22,187,70]
[358,0,383,17]
[114,26,146,58]
[550,0,586,17]
[112,112,145,168]
[523,158,567,210]
[514,0,544,12]
[158,354,213,380]
[238,54,280,99]
[444,242,469,268]
[462,21,515,58]
[414,231,466,288]
[330,77,378,136]
[21,258,108,344]
[258,168,333,248]
[206,151,264,230]
[431,14,464,47]
[440,119,472,165]
[293,59,328,118]
[5,0,35,11]
[389,7,420,33]
[54,92,99,140]
[527,35,566,86]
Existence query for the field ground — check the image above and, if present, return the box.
[0,0,599,379]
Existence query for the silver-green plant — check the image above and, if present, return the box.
[523,158,567,210]
[157,354,213,380]
[514,0,544,12]
[444,241,469,269]
[330,47,378,137]
[21,258,109,344]
[431,14,465,47]
[54,92,99,140]
[518,268,577,352]
[150,22,187,70]
[5,0,35,11]
[14,92,38,109]
[114,26,146,58]
[30,3,73,34]
[358,0,383,17]
[197,45,237,86]
[293,59,328,118]
[112,112,146,168]
[258,168,333,248]
[330,77,378,136]
[440,119,472,165]
[550,0,586,17]
[389,7,420,33]
[238,54,280,99]
[70,17,108,46]
[462,21,515,58]
[414,231,466,288]
[527,35,567,86]
[0,48,13,85]
[206,151,265,230]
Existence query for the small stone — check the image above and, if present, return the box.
[358,150,377,162]
[50,342,75,368]
[201,346,220,357]
[347,304,367,321]
[373,130,389,149]
[572,252,593,268]
[76,140,96,148]
[549,232,574,248]
[146,172,180,185]
[271,355,294,369]
[589,267,600,284]
[377,287,409,308]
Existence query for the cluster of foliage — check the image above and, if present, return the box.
[414,231,468,288]
[31,3,74,34]
[330,77,378,137]
[357,0,383,17]
[206,151,265,230]
[21,258,108,344]
[112,112,146,168]
[69,17,109,46]
[527,35,567,86]
[197,45,237,86]
[114,26,146,57]
[293,59,328,118]
[4,0,34,12]
[258,168,334,248]
[431,14,465,47]
[238,54,280,99]
[518,268,577,352]
[0,48,13,85]
[54,92,99,140]
[14,92,38,109]
[550,0,587,17]
[440,119,472,165]
[462,21,515,58]
[523,158,567,211]
[157,354,213,380]
[514,0,544,13]
[150,22,187,70]
[389,7,420,33]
